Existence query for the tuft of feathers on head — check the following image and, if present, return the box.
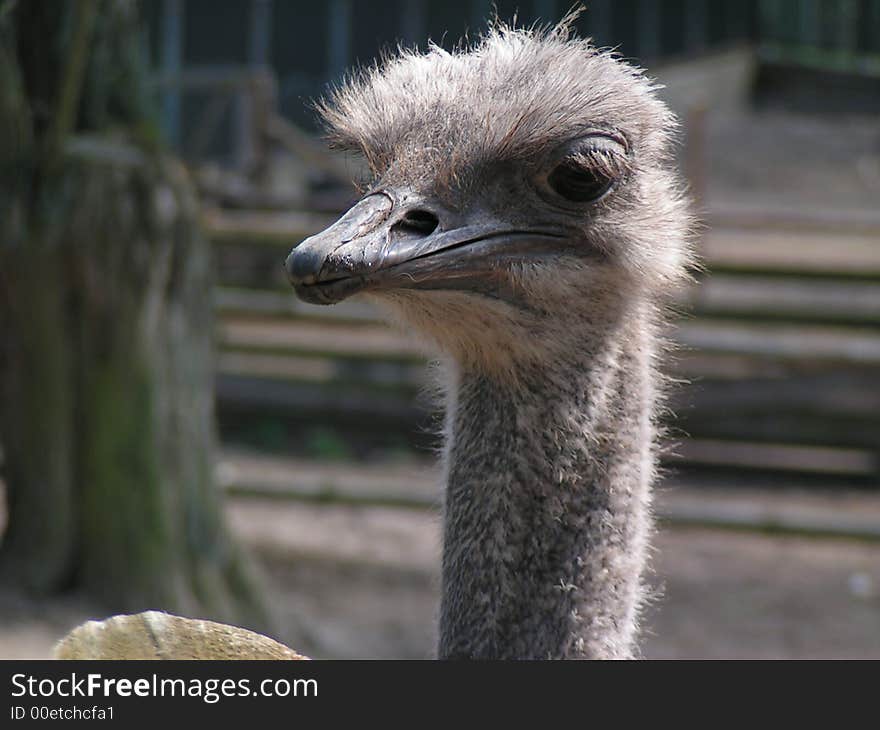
[315,18,677,190]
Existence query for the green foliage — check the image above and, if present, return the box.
[303,426,353,462]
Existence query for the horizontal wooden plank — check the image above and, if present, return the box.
[215,383,879,456]
[204,207,337,246]
[707,202,880,236]
[215,346,880,418]
[216,375,878,473]
[673,416,880,452]
[701,228,880,277]
[218,312,880,365]
[215,374,879,452]
[672,350,866,379]
[217,282,880,332]
[215,287,381,323]
[216,374,424,423]
[218,316,425,361]
[218,351,426,391]
[222,274,880,323]
[672,370,880,416]
[675,320,880,364]
[687,274,880,324]
[673,439,878,477]
[655,497,880,541]
[219,451,439,509]
[219,452,880,540]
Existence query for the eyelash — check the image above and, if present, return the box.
[543,143,629,204]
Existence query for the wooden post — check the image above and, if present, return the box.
[327,0,352,79]
[685,103,707,214]
[534,0,558,23]
[249,0,272,67]
[160,0,183,149]
[401,0,427,47]
[685,0,707,54]
[470,0,491,35]
[637,0,660,60]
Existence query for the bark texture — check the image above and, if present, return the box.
[0,0,268,630]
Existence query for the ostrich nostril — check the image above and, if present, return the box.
[392,209,440,237]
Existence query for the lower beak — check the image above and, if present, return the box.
[285,192,567,305]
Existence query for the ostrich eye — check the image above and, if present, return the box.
[547,162,613,203]
[540,135,626,206]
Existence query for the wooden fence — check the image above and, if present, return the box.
[758,0,880,75]
[207,202,880,491]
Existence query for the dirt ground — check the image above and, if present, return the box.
[2,497,878,660]
[236,501,880,660]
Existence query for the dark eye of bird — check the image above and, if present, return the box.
[547,162,613,203]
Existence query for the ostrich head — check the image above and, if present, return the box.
[286,24,692,375]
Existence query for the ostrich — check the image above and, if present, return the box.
[53,21,693,662]
[285,23,693,660]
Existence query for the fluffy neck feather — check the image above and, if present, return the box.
[437,303,658,659]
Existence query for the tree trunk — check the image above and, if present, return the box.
[0,0,269,631]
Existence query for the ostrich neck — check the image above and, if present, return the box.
[437,310,657,659]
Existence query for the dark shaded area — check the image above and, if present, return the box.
[755,64,880,114]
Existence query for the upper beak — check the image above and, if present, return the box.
[285,191,567,305]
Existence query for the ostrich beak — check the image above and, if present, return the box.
[285,192,568,305]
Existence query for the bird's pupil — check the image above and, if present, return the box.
[548,163,611,203]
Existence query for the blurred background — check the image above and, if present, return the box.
[0,0,878,658]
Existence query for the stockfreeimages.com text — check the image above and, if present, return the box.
[11,673,317,704]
